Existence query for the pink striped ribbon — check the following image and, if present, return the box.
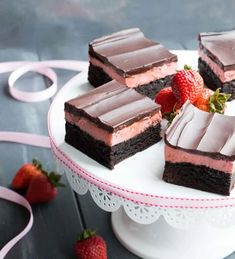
[0,60,88,258]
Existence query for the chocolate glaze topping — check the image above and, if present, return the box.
[65,80,161,132]
[89,28,177,76]
[165,102,235,160]
[199,30,235,71]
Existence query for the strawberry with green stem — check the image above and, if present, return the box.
[194,88,231,113]
[25,170,65,204]
[193,88,214,112]
[74,229,107,259]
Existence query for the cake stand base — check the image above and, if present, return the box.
[111,208,235,259]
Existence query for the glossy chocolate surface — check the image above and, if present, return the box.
[165,102,235,159]
[89,28,177,76]
[199,30,235,71]
[65,80,160,132]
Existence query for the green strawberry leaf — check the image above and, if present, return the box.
[165,103,180,126]
[77,229,96,241]
[47,171,65,187]
[32,158,43,171]
[208,88,231,114]
[184,64,192,70]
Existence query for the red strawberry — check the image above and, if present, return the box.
[25,171,64,204]
[193,88,214,112]
[74,229,107,259]
[194,88,231,113]
[198,88,214,99]
[12,159,43,190]
[172,66,204,105]
[155,87,179,115]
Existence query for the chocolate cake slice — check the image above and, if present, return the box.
[163,101,235,195]
[198,30,235,100]
[88,28,178,99]
[64,80,162,169]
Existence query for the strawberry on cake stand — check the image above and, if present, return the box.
[48,51,235,259]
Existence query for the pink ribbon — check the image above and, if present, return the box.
[0,187,33,259]
[0,60,88,149]
[0,60,88,258]
[0,132,51,148]
[8,64,58,102]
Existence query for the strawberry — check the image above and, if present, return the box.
[193,88,214,112]
[193,88,231,113]
[172,65,204,105]
[155,87,179,115]
[12,159,43,190]
[74,229,107,259]
[25,171,64,204]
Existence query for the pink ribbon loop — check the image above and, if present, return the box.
[8,63,58,102]
[0,60,88,149]
[0,59,88,258]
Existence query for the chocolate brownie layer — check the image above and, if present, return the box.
[135,74,174,99]
[65,122,161,169]
[163,161,234,195]
[88,62,112,87]
[198,58,235,100]
[88,62,173,99]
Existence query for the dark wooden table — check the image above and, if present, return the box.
[1,1,235,258]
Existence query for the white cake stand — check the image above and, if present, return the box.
[48,51,235,259]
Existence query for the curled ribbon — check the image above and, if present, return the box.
[0,187,33,259]
[0,60,88,148]
[0,59,88,258]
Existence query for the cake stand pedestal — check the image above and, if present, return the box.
[48,50,235,259]
[112,208,235,259]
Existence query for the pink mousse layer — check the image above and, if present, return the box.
[165,145,234,174]
[89,56,177,88]
[199,50,235,82]
[65,112,161,146]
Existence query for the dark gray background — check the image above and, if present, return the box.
[0,1,235,258]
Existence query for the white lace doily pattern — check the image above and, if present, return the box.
[56,159,235,228]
